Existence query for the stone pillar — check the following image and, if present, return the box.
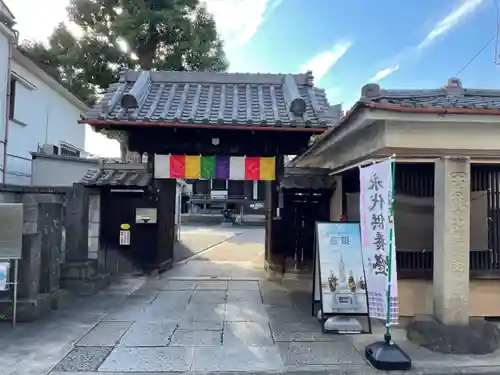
[87,194,101,262]
[329,175,343,221]
[65,184,90,261]
[433,156,470,326]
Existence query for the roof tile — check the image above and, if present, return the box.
[360,77,500,110]
[84,70,342,128]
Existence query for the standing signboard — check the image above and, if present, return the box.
[312,221,371,334]
[0,203,23,327]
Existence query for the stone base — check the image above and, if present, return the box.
[0,293,51,322]
[61,260,97,280]
[61,273,111,297]
[406,315,500,354]
[51,288,73,309]
[265,261,284,281]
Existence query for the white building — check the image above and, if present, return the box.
[0,1,89,185]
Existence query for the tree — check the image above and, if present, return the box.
[18,0,229,105]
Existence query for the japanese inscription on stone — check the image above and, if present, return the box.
[448,171,468,273]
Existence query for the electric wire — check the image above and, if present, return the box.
[454,0,499,75]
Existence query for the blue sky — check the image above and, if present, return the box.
[5,0,498,155]
[224,0,498,108]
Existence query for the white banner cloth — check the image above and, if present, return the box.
[359,158,399,324]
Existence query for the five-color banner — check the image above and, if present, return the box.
[154,154,276,180]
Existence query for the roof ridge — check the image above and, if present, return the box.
[120,70,315,86]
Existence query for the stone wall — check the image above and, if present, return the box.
[0,185,71,321]
[0,184,109,321]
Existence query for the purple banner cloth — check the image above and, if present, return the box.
[216,156,230,179]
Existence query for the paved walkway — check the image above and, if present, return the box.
[2,227,500,374]
[174,226,243,262]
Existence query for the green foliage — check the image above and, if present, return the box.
[18,0,229,105]
[308,133,321,146]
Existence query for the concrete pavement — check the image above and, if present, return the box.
[174,226,243,262]
[2,227,500,374]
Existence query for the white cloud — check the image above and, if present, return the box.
[370,64,400,82]
[417,0,486,50]
[370,0,485,83]
[300,41,353,81]
[201,0,285,48]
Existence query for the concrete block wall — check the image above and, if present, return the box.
[87,193,100,260]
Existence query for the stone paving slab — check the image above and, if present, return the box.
[195,280,229,290]
[192,345,284,372]
[177,320,223,331]
[52,347,113,372]
[76,321,133,347]
[118,321,177,347]
[223,322,274,346]
[227,290,262,303]
[160,280,197,291]
[277,341,366,367]
[191,290,228,304]
[98,346,193,372]
[101,304,148,322]
[225,302,269,322]
[170,330,223,346]
[228,280,260,291]
[182,302,226,322]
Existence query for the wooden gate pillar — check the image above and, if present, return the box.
[265,156,285,276]
[148,154,176,271]
[155,178,176,271]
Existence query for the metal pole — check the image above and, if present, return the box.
[12,259,18,328]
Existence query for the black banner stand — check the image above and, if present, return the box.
[312,221,372,335]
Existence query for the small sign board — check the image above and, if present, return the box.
[312,221,371,334]
[135,208,157,224]
[119,230,131,245]
[0,204,23,259]
[0,262,9,291]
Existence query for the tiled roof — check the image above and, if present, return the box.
[360,77,500,110]
[83,70,342,128]
[81,163,151,187]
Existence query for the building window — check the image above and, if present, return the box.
[60,145,80,157]
[8,78,15,120]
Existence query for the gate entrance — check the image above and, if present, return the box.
[79,70,340,273]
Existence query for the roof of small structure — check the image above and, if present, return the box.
[360,77,500,111]
[81,70,342,129]
[81,162,151,187]
[291,77,500,167]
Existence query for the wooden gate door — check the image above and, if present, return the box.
[282,189,331,272]
[100,190,158,273]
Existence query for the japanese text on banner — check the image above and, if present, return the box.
[359,159,398,324]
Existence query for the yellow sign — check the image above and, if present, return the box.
[120,223,130,230]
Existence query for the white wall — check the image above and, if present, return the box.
[5,52,87,185]
[31,153,98,186]
[0,22,14,183]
